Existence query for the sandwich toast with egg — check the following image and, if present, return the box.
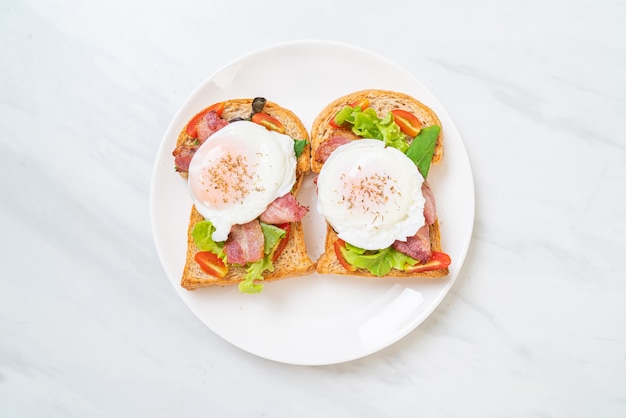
[311,89,451,278]
[173,98,314,293]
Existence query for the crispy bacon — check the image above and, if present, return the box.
[422,181,437,225]
[224,220,264,265]
[196,111,229,143]
[315,135,353,163]
[259,193,308,224]
[172,144,198,173]
[392,182,437,262]
[392,225,432,263]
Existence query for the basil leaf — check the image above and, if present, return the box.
[405,125,440,179]
[293,139,308,158]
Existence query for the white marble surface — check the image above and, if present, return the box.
[1,0,625,416]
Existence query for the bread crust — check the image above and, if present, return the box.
[311,89,449,279]
[178,99,314,290]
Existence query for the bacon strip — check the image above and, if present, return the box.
[315,135,353,163]
[196,111,228,143]
[392,225,432,263]
[391,181,438,261]
[422,181,437,225]
[172,144,198,172]
[259,193,308,224]
[224,220,264,265]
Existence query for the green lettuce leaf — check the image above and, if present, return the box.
[239,257,274,294]
[342,242,419,276]
[260,222,287,254]
[334,105,357,126]
[350,108,380,138]
[378,114,409,153]
[333,106,409,151]
[405,125,440,179]
[191,220,225,260]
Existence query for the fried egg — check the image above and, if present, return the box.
[188,120,296,242]
[316,139,425,250]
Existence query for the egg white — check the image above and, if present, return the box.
[316,139,425,250]
[187,121,296,242]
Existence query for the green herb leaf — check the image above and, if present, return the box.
[404,125,440,179]
[293,139,308,158]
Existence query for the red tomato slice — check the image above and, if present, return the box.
[194,251,228,278]
[251,112,285,133]
[404,251,451,273]
[391,109,422,137]
[333,239,356,272]
[349,98,370,110]
[271,223,291,263]
[186,102,225,138]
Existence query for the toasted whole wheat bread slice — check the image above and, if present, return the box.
[182,206,315,289]
[178,99,314,290]
[311,89,449,278]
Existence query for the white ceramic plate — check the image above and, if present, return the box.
[150,40,474,366]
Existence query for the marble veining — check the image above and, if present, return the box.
[1,0,625,417]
